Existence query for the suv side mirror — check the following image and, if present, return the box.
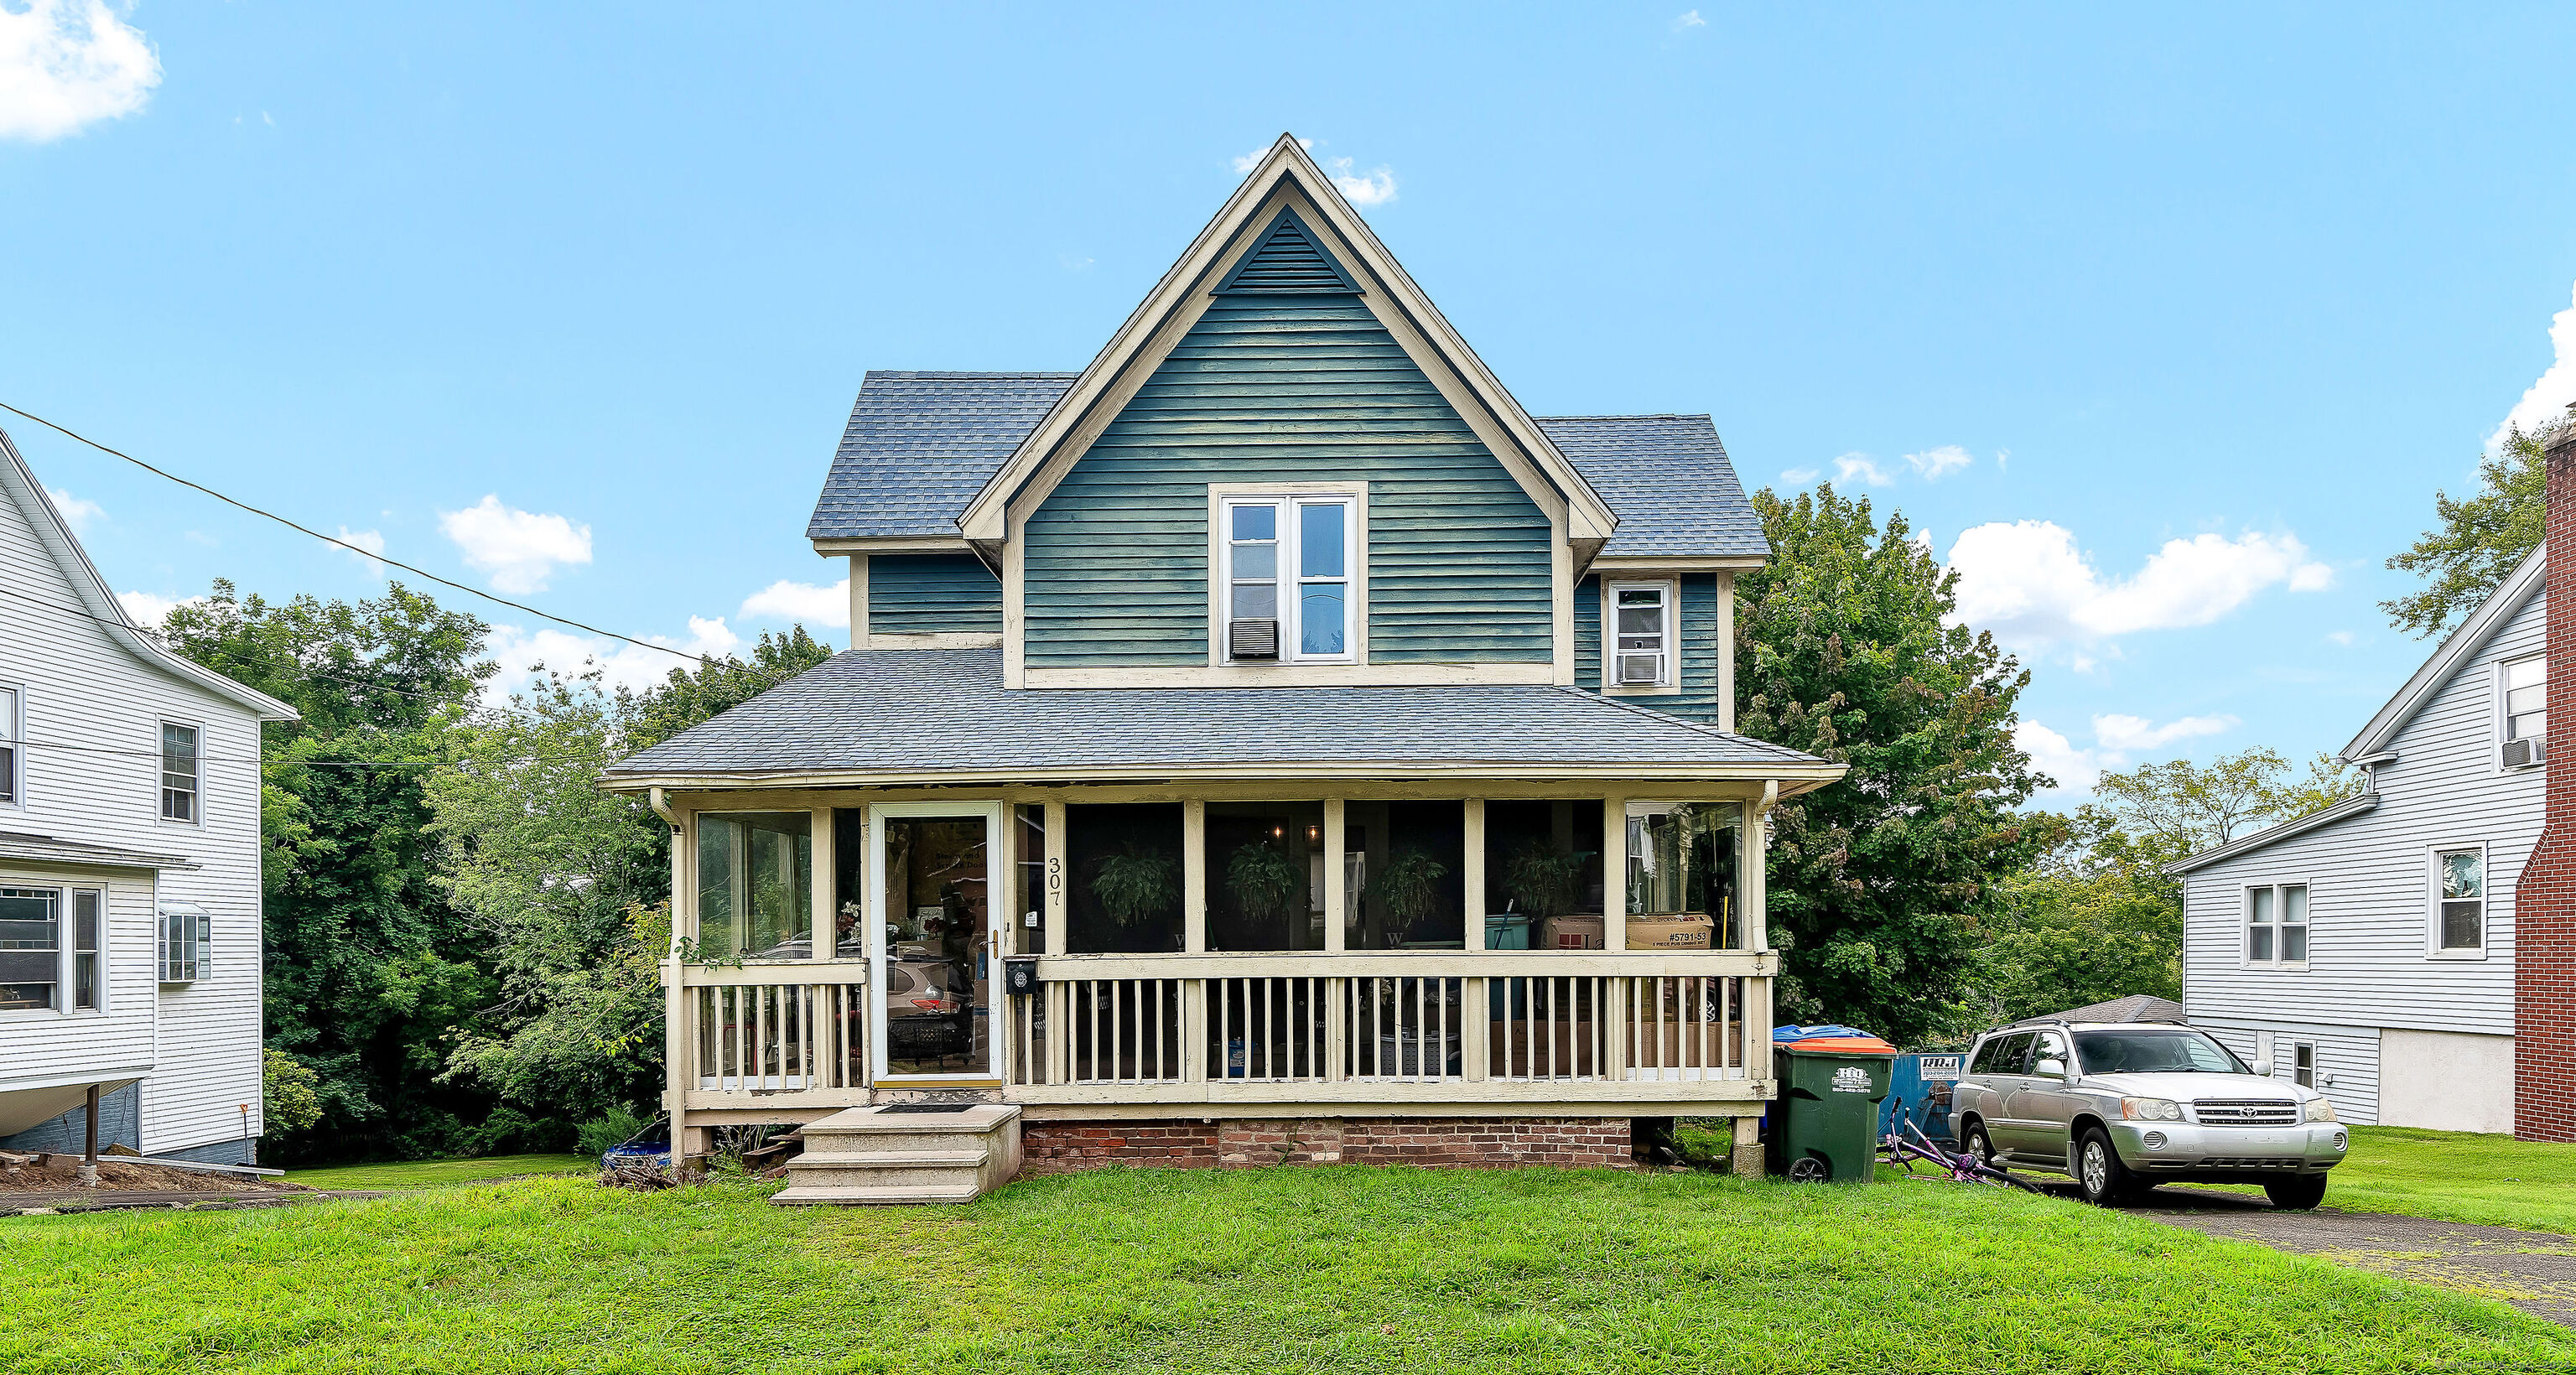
[2032,1057,2065,1080]
[2252,1058,2273,1077]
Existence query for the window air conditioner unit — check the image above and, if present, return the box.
[2503,737,2547,769]
[1229,618,1279,660]
[1618,652,1665,687]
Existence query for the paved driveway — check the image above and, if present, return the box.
[2137,1188,2576,1331]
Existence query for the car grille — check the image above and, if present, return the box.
[2190,1156,2306,1170]
[2190,1099,2299,1127]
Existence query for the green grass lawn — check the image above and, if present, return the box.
[281,1153,596,1191]
[2189,1126,2576,1232]
[6,1166,2568,1373]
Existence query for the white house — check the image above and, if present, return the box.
[2169,547,2542,1135]
[0,428,297,1166]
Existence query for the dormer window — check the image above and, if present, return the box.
[1603,580,1677,691]
[2501,656,2546,769]
[1216,491,1359,665]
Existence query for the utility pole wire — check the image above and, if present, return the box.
[0,400,709,665]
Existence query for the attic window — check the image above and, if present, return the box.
[1218,495,1358,665]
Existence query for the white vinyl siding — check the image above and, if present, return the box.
[2181,578,2535,1106]
[0,469,266,1157]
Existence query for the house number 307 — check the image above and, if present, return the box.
[1047,857,1062,896]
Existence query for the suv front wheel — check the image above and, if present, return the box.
[1961,1119,1996,1170]
[2075,1127,2141,1207]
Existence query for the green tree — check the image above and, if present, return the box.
[1970,813,2181,1023]
[2383,416,2572,637]
[1735,484,2051,1044]
[2090,747,2363,862]
[156,581,498,1163]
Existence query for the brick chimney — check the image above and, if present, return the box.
[2523,403,2576,1142]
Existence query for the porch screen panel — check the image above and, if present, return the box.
[1346,800,1467,950]
[698,812,813,960]
[1624,802,1742,948]
[1479,801,1606,952]
[1067,803,1186,954]
[1204,801,1327,952]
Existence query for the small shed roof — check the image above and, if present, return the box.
[805,371,1768,558]
[2014,994,2188,1026]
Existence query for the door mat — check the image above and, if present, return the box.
[875,1103,976,1114]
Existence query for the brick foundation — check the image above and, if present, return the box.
[2526,422,2576,1142]
[1020,1116,1640,1174]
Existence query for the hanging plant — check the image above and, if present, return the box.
[1226,840,1300,926]
[1091,842,1180,927]
[1369,845,1449,941]
[1504,841,1596,919]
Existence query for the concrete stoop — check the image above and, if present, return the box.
[771,1103,1021,1206]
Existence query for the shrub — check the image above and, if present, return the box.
[577,1105,652,1159]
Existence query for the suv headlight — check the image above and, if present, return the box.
[2305,1097,2336,1123]
[2122,1097,2184,1122]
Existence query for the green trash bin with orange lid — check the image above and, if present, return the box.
[1765,1025,1899,1182]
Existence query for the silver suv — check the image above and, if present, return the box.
[1950,1020,2347,1208]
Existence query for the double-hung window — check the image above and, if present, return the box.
[2502,656,2546,768]
[1219,494,1357,664]
[0,686,18,806]
[0,887,59,1010]
[161,901,210,983]
[2433,847,2484,955]
[2245,883,2308,965]
[1607,582,1675,688]
[161,722,199,822]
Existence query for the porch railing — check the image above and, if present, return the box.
[679,964,869,1094]
[1007,953,1773,1103]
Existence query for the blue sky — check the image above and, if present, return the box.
[4,3,2574,798]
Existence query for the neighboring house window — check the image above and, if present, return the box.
[1218,495,1357,663]
[161,902,210,983]
[1607,582,1675,688]
[161,723,200,822]
[2292,1042,2315,1089]
[2501,656,2546,767]
[2433,847,2484,954]
[2244,883,2308,965]
[0,685,18,806]
[0,887,59,1010]
[72,890,99,1010]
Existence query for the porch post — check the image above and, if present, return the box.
[1182,801,1207,954]
[1745,791,1774,1088]
[1044,801,1069,1084]
[1741,793,1769,952]
[1462,799,1487,953]
[1601,796,1627,952]
[665,807,689,1162]
[1462,798,1488,1082]
[80,1083,98,1186]
[1323,798,1347,954]
[810,807,834,962]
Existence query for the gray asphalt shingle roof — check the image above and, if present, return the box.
[805,371,1767,558]
[605,649,1822,780]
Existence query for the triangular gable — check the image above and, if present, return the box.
[955,133,1618,547]
[2340,544,2544,762]
[0,428,298,722]
[1213,208,1360,294]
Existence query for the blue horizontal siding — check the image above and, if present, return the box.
[870,553,1001,635]
[1576,572,1723,724]
[1024,294,1554,668]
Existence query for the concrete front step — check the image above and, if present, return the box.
[770,1182,983,1206]
[771,1103,1022,1206]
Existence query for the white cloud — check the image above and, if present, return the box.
[1831,453,1893,485]
[482,615,742,703]
[117,589,200,629]
[1672,9,1706,30]
[0,0,159,142]
[2016,721,2102,797]
[2327,630,2355,646]
[330,526,387,578]
[44,485,101,535]
[1322,156,1397,207]
[1904,444,1972,480]
[2488,279,2576,452]
[438,495,593,594]
[2091,713,2236,753]
[1946,520,2334,649]
[1058,253,1094,272]
[740,578,849,629]
[1997,449,2012,473]
[1779,467,1820,485]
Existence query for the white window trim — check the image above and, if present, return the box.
[0,881,106,1018]
[2289,1040,2316,1089]
[159,900,211,985]
[2496,653,2547,776]
[2427,842,2490,961]
[2240,879,2311,972]
[1601,579,1680,697]
[1206,483,1369,668]
[0,682,22,811]
[158,718,205,828]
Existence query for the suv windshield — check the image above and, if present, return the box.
[2073,1030,2250,1075]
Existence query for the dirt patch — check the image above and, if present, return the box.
[1,1156,309,1196]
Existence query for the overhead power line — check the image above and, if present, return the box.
[0,400,708,665]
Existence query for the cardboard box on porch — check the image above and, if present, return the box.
[1625,914,1715,949]
[1539,914,1604,949]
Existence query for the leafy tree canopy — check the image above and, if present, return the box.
[1736,484,2050,1044]
[2383,416,2572,637]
